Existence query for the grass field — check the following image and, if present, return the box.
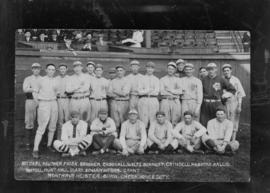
[14,120,250,182]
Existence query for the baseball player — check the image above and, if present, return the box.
[66,61,91,122]
[199,67,208,80]
[180,63,203,121]
[172,110,206,154]
[90,108,119,154]
[107,67,117,117]
[222,64,246,141]
[202,106,239,155]
[107,65,130,132]
[55,63,70,139]
[137,61,160,128]
[32,63,59,159]
[119,109,147,156]
[126,60,144,110]
[86,61,96,78]
[160,62,182,126]
[200,63,236,127]
[53,111,92,157]
[175,59,186,78]
[89,64,109,123]
[22,62,42,150]
[146,111,174,154]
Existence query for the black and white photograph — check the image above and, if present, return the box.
[14,29,250,181]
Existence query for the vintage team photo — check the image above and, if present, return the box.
[14,29,250,181]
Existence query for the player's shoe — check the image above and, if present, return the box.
[47,146,56,153]
[79,151,87,156]
[92,150,101,155]
[193,149,205,155]
[32,151,40,159]
[61,153,70,157]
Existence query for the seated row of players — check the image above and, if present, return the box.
[53,107,239,158]
[22,59,245,158]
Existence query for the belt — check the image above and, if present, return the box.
[25,93,33,99]
[38,99,56,102]
[161,96,179,100]
[113,98,129,101]
[71,95,89,100]
[89,97,107,101]
[57,96,69,99]
[139,95,158,98]
[204,99,221,103]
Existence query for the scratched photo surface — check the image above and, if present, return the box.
[14,29,250,181]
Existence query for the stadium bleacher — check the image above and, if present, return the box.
[16,29,248,54]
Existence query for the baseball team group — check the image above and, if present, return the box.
[22,58,246,158]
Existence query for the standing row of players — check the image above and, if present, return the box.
[22,59,246,158]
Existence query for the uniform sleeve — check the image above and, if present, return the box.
[80,74,91,93]
[66,76,76,93]
[160,78,170,95]
[107,80,114,97]
[138,77,148,95]
[148,122,160,144]
[119,122,127,149]
[172,122,184,139]
[221,77,236,95]
[236,78,246,98]
[170,78,182,95]
[197,79,203,105]
[105,118,117,135]
[152,77,160,95]
[206,120,214,138]
[77,121,88,140]
[61,123,69,142]
[194,121,207,138]
[139,122,147,147]
[122,78,131,96]
[224,121,233,142]
[90,119,101,132]
[23,77,31,93]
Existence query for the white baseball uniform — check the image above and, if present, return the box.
[126,73,144,110]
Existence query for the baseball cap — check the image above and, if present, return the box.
[86,61,95,67]
[184,63,194,69]
[95,63,103,70]
[130,60,140,65]
[206,63,217,69]
[216,105,226,113]
[73,61,82,66]
[31,63,41,68]
[146,61,155,68]
[156,111,166,117]
[98,108,108,114]
[168,61,177,68]
[222,64,232,70]
[176,59,185,64]
[128,109,138,115]
[70,111,80,118]
[115,65,125,70]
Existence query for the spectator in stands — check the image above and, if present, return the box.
[16,29,25,42]
[175,59,186,78]
[31,29,39,41]
[242,32,250,52]
[48,30,60,43]
[24,31,31,42]
[199,67,208,79]
[82,32,93,51]
[121,30,144,48]
[39,30,49,42]
[64,34,74,51]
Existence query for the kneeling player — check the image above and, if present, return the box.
[172,111,206,154]
[53,111,92,157]
[147,111,174,154]
[119,109,147,156]
[90,108,118,154]
[202,106,240,155]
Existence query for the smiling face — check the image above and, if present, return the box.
[199,68,208,78]
[184,114,193,125]
[95,67,103,78]
[177,62,185,71]
[146,66,154,75]
[87,64,95,74]
[184,67,194,77]
[167,66,176,76]
[216,110,226,122]
[156,114,165,124]
[59,66,67,76]
[223,67,232,78]
[32,67,41,76]
[128,113,138,123]
[46,65,56,77]
[207,67,217,77]
[73,65,83,74]
[116,68,125,78]
[99,112,108,121]
[131,64,139,74]
[71,116,79,125]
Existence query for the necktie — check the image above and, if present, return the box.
[72,124,77,138]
